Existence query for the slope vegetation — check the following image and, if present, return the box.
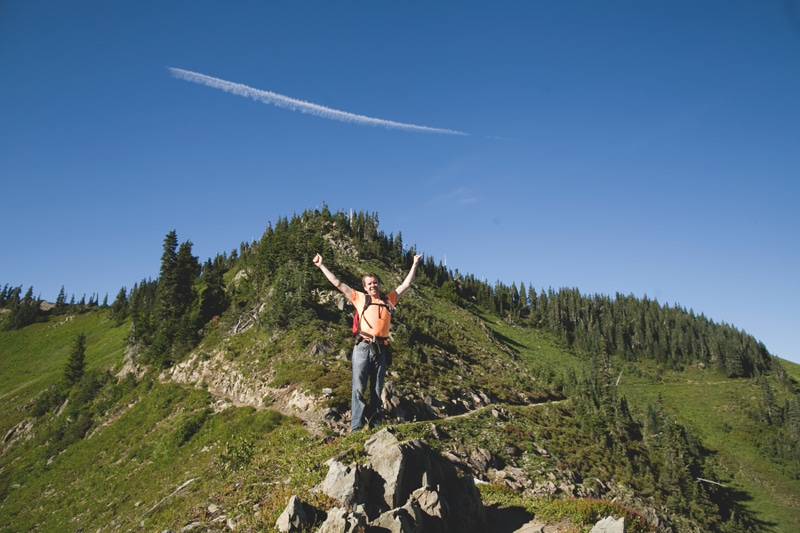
[1,208,798,532]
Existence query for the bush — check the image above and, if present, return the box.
[214,436,255,476]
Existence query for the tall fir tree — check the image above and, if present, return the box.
[64,333,87,387]
[148,231,201,366]
[55,286,67,312]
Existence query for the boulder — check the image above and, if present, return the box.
[317,458,366,507]
[275,495,308,532]
[316,506,367,533]
[590,515,625,533]
[316,428,485,532]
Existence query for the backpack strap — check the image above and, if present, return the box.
[355,294,393,343]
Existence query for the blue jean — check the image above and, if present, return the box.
[351,339,387,432]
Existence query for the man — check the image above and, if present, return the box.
[313,252,422,432]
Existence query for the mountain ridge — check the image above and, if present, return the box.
[1,207,798,532]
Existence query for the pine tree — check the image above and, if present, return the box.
[156,230,180,324]
[786,396,800,443]
[757,376,781,425]
[2,286,40,330]
[55,286,67,312]
[148,231,202,366]
[199,262,227,325]
[110,287,129,325]
[64,333,87,387]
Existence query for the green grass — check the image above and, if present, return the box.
[472,321,800,533]
[0,311,126,391]
[617,363,800,533]
[1,377,299,532]
[479,484,654,533]
[3,302,799,532]
[0,311,128,429]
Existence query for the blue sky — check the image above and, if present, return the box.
[2,1,799,364]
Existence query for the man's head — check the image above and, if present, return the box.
[362,273,382,297]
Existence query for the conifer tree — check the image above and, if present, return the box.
[786,396,800,443]
[199,264,227,325]
[64,333,87,387]
[110,287,129,325]
[55,286,67,312]
[148,231,201,365]
[757,375,781,425]
[2,286,40,330]
[156,230,180,324]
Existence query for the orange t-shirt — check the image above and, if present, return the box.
[351,291,397,337]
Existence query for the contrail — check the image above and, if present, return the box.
[167,67,468,136]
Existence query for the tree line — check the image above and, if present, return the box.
[0,206,786,379]
[455,279,776,379]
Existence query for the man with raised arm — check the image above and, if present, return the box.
[313,252,422,432]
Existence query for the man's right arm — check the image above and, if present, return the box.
[313,253,354,300]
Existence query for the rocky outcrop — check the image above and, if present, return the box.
[590,516,625,532]
[277,427,485,532]
[274,428,635,532]
[164,351,274,409]
[160,347,356,435]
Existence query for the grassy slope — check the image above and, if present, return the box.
[618,362,800,533]
[486,316,800,533]
[0,312,128,429]
[0,310,308,532]
[2,304,799,532]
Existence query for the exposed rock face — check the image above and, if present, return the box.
[275,495,312,532]
[165,352,273,409]
[2,418,34,448]
[362,428,485,531]
[279,428,485,533]
[161,348,352,435]
[590,515,625,533]
[316,505,367,533]
[317,458,365,507]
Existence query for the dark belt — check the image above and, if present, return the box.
[358,334,388,345]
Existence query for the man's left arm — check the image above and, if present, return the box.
[395,254,423,297]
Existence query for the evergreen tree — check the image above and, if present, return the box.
[129,279,158,344]
[2,286,40,330]
[0,284,10,307]
[156,230,180,324]
[757,375,781,425]
[64,333,87,387]
[786,396,800,443]
[147,231,201,366]
[199,261,227,325]
[55,286,67,312]
[109,287,129,325]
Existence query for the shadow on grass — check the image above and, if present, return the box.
[483,503,535,532]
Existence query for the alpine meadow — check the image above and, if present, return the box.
[1,207,798,532]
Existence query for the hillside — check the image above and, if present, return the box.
[1,208,799,532]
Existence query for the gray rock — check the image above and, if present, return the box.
[316,428,485,532]
[275,495,309,532]
[317,506,367,533]
[317,459,365,507]
[371,506,422,533]
[469,447,494,473]
[410,486,444,520]
[590,515,625,533]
